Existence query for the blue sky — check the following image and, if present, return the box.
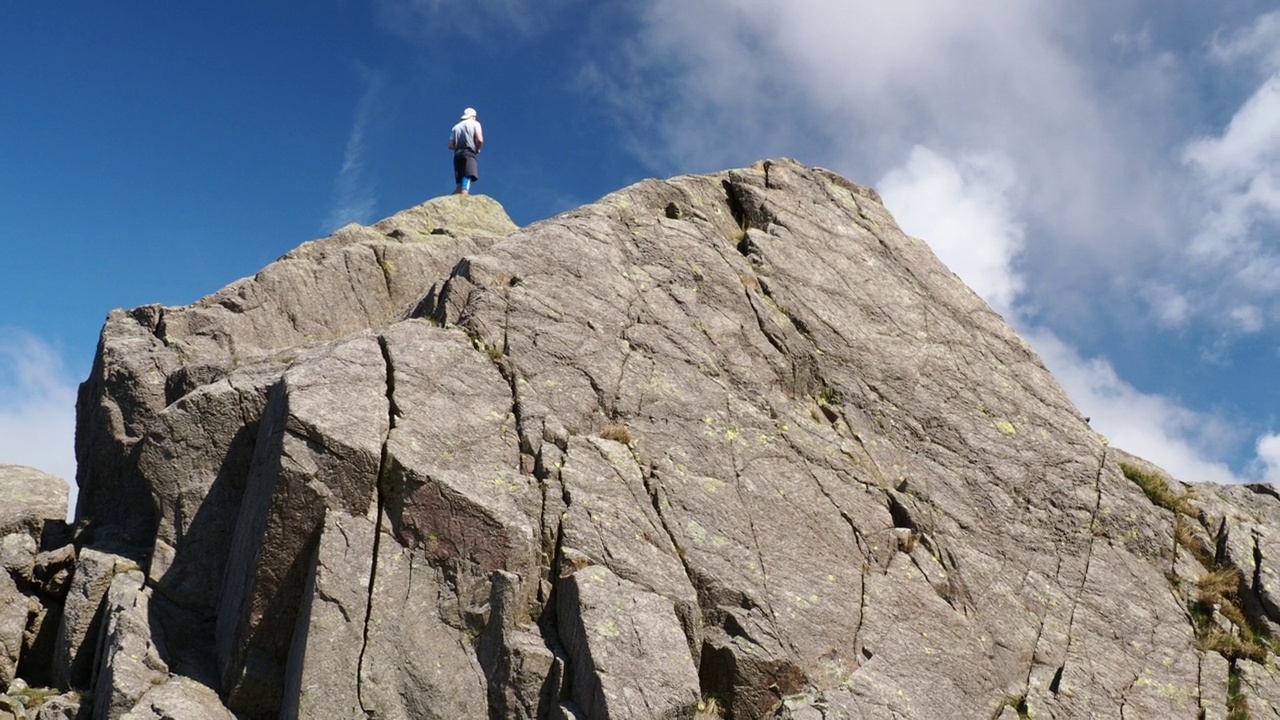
[3,2,1280,503]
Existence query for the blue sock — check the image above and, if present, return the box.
[461,177,472,191]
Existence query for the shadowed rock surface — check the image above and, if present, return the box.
[7,160,1280,718]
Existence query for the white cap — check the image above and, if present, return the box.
[461,107,477,120]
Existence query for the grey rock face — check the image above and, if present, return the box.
[92,570,167,720]
[54,549,138,690]
[73,196,517,551]
[0,572,24,689]
[62,163,1280,718]
[119,676,232,720]
[0,466,66,540]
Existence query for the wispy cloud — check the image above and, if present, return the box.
[1026,328,1243,484]
[0,328,76,512]
[1171,12,1280,337]
[324,65,384,232]
[1183,75,1280,264]
[1210,10,1280,74]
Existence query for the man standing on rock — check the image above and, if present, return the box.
[448,107,483,195]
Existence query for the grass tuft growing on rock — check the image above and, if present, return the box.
[1196,567,1242,605]
[600,424,634,445]
[1227,661,1249,720]
[1120,462,1191,515]
[1125,460,1277,690]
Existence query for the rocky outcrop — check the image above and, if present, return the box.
[12,160,1280,718]
[0,466,78,717]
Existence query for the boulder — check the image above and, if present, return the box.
[0,466,67,540]
[92,570,169,720]
[120,676,233,720]
[0,572,25,690]
[54,549,138,690]
[0,535,36,590]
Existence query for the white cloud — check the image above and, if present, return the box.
[1025,328,1243,484]
[1230,304,1265,333]
[1140,282,1191,329]
[1255,433,1280,483]
[877,147,1025,319]
[607,0,1183,287]
[1181,68,1280,326]
[1177,12,1280,324]
[1210,10,1280,74]
[1184,75,1280,190]
[0,329,76,513]
[324,66,383,232]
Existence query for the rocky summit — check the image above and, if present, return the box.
[4,158,1280,719]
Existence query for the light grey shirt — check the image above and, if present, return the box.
[449,118,483,153]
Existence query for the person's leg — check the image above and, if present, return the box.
[461,155,479,195]
[453,154,465,194]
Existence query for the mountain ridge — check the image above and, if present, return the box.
[2,158,1279,718]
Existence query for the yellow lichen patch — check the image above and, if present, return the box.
[686,520,708,543]
[598,620,621,639]
[994,419,1017,435]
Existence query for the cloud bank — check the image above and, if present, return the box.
[0,329,77,508]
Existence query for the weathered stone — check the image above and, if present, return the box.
[215,333,389,715]
[119,676,233,720]
[19,596,59,690]
[557,565,699,718]
[92,570,168,720]
[477,570,560,719]
[0,466,66,540]
[355,521,489,720]
[0,692,22,720]
[31,694,80,720]
[65,161,1280,715]
[136,360,281,616]
[0,572,25,690]
[378,320,537,574]
[31,546,74,598]
[0,535,37,588]
[54,549,138,690]
[280,509,373,720]
[74,196,517,551]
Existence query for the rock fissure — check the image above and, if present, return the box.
[1251,530,1276,626]
[539,491,574,703]
[352,334,399,717]
[723,427,801,666]
[372,245,395,301]
[1052,447,1109,694]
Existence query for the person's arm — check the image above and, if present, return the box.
[448,135,456,150]
[474,127,483,152]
